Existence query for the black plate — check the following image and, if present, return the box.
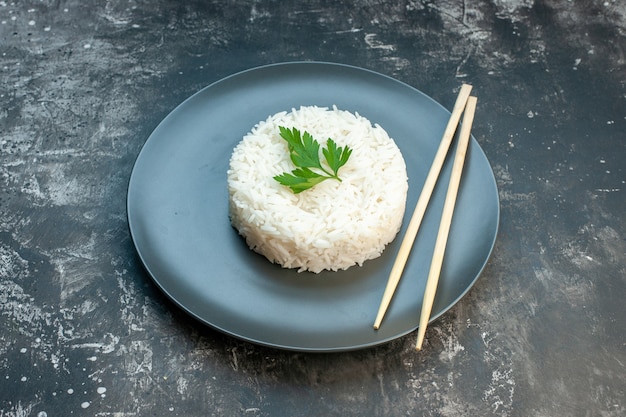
[127,62,499,352]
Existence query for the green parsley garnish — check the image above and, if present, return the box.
[273,126,353,194]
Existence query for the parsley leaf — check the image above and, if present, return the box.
[274,126,353,194]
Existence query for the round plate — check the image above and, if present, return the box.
[127,62,499,352]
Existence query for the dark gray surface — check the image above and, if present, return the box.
[1,1,624,416]
[127,62,499,351]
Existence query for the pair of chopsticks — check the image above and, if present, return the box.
[373,84,477,350]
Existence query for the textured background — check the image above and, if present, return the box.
[1,1,624,416]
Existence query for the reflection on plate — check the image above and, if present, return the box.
[127,62,499,352]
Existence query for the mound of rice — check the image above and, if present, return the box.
[227,106,408,273]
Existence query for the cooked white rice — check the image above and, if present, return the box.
[227,105,408,273]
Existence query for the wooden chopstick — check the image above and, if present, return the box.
[373,84,473,330]
[415,95,477,350]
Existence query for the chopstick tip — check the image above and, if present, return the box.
[415,338,424,351]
